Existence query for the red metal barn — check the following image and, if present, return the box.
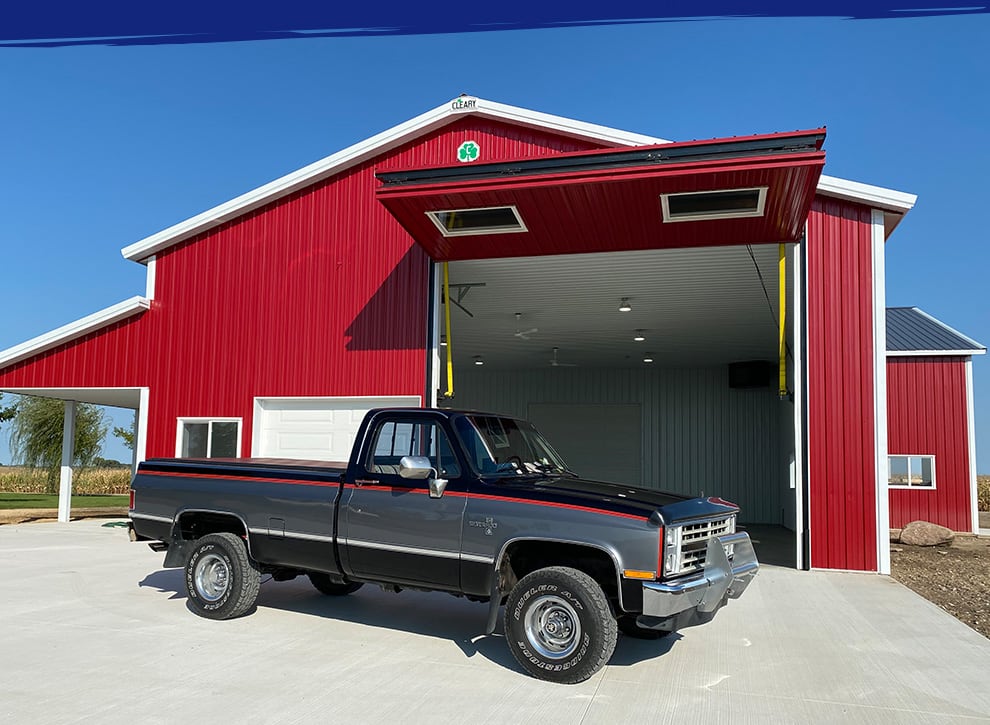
[885,307,985,533]
[0,97,980,574]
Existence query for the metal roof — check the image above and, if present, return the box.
[886,307,985,355]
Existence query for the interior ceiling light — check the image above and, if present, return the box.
[643,354,654,363]
[473,355,484,366]
[618,298,632,312]
[633,330,646,342]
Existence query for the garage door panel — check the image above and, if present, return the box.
[254,396,421,460]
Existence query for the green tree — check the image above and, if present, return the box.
[8,396,109,493]
[113,423,135,451]
[0,393,16,423]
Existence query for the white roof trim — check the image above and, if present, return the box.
[120,97,667,263]
[887,350,986,357]
[0,296,150,369]
[816,174,917,213]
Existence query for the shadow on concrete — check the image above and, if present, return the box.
[139,568,684,675]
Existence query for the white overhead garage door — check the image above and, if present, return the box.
[253,396,421,461]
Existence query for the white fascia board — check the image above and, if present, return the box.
[886,350,986,357]
[0,296,150,369]
[816,174,917,213]
[120,97,666,263]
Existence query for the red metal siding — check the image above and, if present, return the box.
[806,197,878,571]
[887,357,972,531]
[0,117,606,458]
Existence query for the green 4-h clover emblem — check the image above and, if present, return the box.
[457,140,480,163]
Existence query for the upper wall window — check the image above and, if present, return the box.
[178,419,241,458]
[888,455,935,489]
[426,205,527,237]
[660,187,768,223]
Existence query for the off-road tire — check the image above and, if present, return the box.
[617,615,670,640]
[504,566,617,684]
[308,572,363,596]
[184,532,261,620]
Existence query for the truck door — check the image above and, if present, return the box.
[341,414,466,590]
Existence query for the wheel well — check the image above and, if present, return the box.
[175,512,247,542]
[501,540,619,603]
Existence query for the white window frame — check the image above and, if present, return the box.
[887,454,936,490]
[660,186,768,223]
[176,417,243,458]
[426,205,528,237]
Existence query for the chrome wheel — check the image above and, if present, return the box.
[194,553,230,602]
[523,594,581,660]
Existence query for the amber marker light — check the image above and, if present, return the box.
[622,569,656,580]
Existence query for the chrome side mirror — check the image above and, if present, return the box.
[399,456,433,479]
[399,456,448,499]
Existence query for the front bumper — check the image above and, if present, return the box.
[638,532,758,631]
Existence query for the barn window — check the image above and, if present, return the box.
[177,418,241,458]
[426,205,527,236]
[660,187,767,222]
[887,455,935,489]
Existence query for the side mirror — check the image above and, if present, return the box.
[399,456,433,479]
[399,456,448,499]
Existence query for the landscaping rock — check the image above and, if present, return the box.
[899,520,954,546]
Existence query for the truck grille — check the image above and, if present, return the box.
[664,515,735,577]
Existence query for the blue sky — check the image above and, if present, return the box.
[0,15,987,467]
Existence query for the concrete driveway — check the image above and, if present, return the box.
[2,519,989,724]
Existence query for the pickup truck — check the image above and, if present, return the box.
[129,408,758,683]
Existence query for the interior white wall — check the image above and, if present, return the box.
[452,364,790,525]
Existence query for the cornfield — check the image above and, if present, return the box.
[0,466,132,495]
[979,475,990,512]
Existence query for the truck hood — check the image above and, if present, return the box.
[496,474,740,525]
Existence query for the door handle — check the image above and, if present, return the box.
[354,479,379,486]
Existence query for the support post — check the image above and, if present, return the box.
[57,401,76,523]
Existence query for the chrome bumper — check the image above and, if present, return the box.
[641,532,759,620]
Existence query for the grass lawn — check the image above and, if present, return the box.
[0,493,128,510]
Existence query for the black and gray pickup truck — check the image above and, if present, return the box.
[129,408,758,683]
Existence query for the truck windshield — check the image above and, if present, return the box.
[454,415,572,477]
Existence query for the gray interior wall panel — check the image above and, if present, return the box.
[451,366,787,524]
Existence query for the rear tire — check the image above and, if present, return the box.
[504,566,617,684]
[308,572,363,596]
[184,532,260,620]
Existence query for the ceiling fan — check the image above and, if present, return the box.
[513,312,538,341]
[549,347,577,367]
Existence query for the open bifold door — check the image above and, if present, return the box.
[374,129,826,262]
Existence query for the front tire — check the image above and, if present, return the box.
[308,572,363,596]
[184,532,261,620]
[504,566,617,684]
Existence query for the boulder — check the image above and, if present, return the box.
[899,520,954,546]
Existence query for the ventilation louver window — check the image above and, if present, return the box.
[426,206,527,237]
[661,187,768,223]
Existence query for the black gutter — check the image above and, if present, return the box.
[376,132,825,187]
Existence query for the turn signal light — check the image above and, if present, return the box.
[129,489,135,510]
[622,569,656,580]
